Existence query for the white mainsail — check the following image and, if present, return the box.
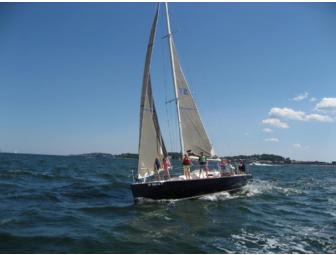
[138,4,167,178]
[171,41,214,157]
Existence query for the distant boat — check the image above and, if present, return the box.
[250,162,274,166]
[130,3,252,201]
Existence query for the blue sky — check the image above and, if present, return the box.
[0,3,335,161]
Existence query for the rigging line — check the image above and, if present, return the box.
[165,38,179,154]
[161,33,175,154]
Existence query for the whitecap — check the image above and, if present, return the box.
[242,180,273,196]
[241,179,303,197]
[199,191,235,201]
[0,218,15,226]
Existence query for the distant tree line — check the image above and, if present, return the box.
[114,152,291,163]
[224,154,291,164]
[75,152,334,165]
[116,153,138,159]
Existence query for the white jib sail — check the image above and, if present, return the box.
[138,5,167,178]
[171,41,214,157]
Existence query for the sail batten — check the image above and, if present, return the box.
[138,4,167,178]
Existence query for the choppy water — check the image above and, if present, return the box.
[0,153,335,253]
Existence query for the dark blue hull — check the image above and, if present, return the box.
[131,174,252,201]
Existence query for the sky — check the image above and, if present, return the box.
[0,3,335,161]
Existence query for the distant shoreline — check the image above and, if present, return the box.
[74,153,336,166]
[1,151,335,166]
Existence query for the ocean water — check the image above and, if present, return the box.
[0,153,335,253]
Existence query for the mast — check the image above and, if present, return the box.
[165,2,185,158]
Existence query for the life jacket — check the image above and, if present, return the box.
[183,157,191,165]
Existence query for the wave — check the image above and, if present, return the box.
[241,179,303,197]
[0,169,65,181]
[79,204,133,215]
[199,191,236,201]
[195,179,304,202]
[229,229,311,253]
[0,232,86,253]
[134,197,189,205]
[0,182,24,190]
[0,218,18,226]
[2,154,334,253]
[3,191,61,202]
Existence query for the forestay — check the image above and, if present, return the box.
[138,5,167,178]
[171,41,214,157]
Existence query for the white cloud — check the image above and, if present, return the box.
[265,138,279,142]
[315,97,336,113]
[293,92,309,101]
[244,132,249,136]
[310,97,317,102]
[262,118,289,128]
[293,143,309,150]
[305,114,333,123]
[262,128,273,133]
[270,107,305,121]
[269,107,334,123]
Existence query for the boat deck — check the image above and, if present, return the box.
[154,169,248,183]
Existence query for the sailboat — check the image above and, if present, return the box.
[130,3,252,201]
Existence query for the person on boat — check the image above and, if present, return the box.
[205,161,210,176]
[225,160,235,175]
[238,160,246,173]
[198,152,208,177]
[154,157,161,181]
[219,159,226,170]
[182,154,191,179]
[219,159,228,176]
[162,157,171,180]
